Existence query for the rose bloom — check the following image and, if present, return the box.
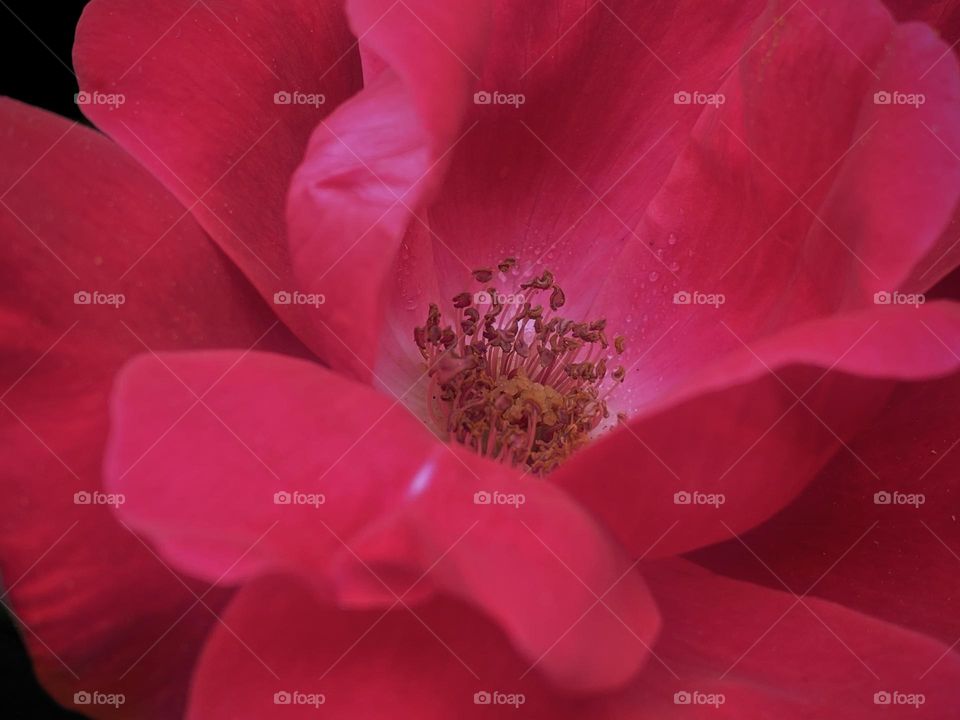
[2,0,960,717]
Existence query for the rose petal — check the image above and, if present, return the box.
[418,0,767,309]
[185,577,575,719]
[107,349,659,691]
[186,561,960,718]
[287,0,767,387]
[595,559,960,718]
[285,0,491,380]
[0,98,305,718]
[73,0,363,362]
[885,0,960,44]
[593,0,960,410]
[693,370,960,649]
[553,302,960,559]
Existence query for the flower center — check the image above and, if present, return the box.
[414,258,627,476]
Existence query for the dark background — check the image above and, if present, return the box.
[1,0,90,124]
[2,3,92,717]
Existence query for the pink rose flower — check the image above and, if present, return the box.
[3,0,960,717]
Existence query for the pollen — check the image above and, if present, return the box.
[414,259,627,476]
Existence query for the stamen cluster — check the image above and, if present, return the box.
[414,258,626,475]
